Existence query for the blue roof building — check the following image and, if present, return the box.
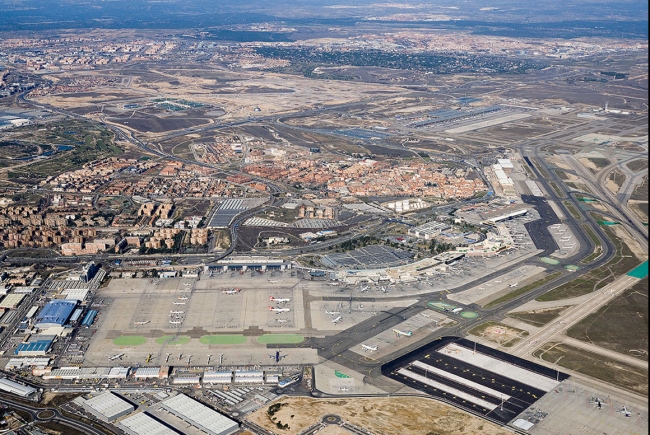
[34,300,77,328]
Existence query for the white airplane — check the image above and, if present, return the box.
[380,286,388,293]
[276,319,288,324]
[393,329,412,337]
[509,283,519,287]
[331,316,342,324]
[170,310,184,314]
[108,353,124,360]
[178,296,188,300]
[360,286,369,292]
[451,308,463,314]
[325,310,340,315]
[222,288,241,295]
[269,306,290,313]
[619,406,633,417]
[169,320,182,325]
[494,280,502,283]
[133,321,149,325]
[268,280,278,284]
[269,296,291,303]
[330,282,340,286]
[421,313,431,318]
[173,302,185,305]
[361,344,378,352]
[183,283,191,286]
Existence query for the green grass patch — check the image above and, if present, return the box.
[538,225,643,301]
[625,159,648,173]
[548,181,564,197]
[563,201,581,219]
[586,157,611,170]
[199,335,247,345]
[553,170,570,181]
[581,224,600,246]
[533,343,648,395]
[113,336,147,346]
[580,250,603,264]
[257,334,305,344]
[156,336,191,345]
[484,272,563,308]
[509,308,565,327]
[566,280,648,360]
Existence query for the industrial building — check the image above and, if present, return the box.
[159,394,239,435]
[202,370,232,384]
[483,209,529,225]
[74,391,134,422]
[119,412,180,435]
[234,370,264,384]
[14,335,55,356]
[408,221,451,240]
[34,300,77,328]
[0,293,26,309]
[0,377,37,397]
[172,374,201,385]
[134,367,163,380]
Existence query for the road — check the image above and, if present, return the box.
[0,395,112,435]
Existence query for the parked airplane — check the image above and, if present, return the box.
[178,296,188,300]
[380,286,388,293]
[362,344,378,352]
[169,320,182,325]
[360,286,369,292]
[108,353,124,361]
[145,354,152,363]
[494,280,502,283]
[325,310,340,315]
[509,283,519,287]
[173,302,186,305]
[451,308,463,314]
[331,316,342,324]
[276,319,288,324]
[393,329,412,337]
[269,350,287,363]
[170,310,184,314]
[268,280,278,284]
[269,306,290,313]
[183,283,191,286]
[133,321,150,325]
[269,296,290,303]
[619,406,633,417]
[330,282,340,286]
[222,288,241,295]
[421,313,431,318]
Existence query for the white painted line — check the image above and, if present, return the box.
[411,360,511,400]
[397,368,497,410]
[439,343,559,391]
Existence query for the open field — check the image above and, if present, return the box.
[533,343,648,395]
[626,159,648,172]
[246,396,512,435]
[468,321,529,347]
[508,308,566,327]
[566,280,648,360]
[484,272,563,308]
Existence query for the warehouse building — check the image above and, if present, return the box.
[34,300,77,328]
[0,293,26,309]
[159,394,239,435]
[0,377,37,397]
[14,335,55,356]
[118,411,181,435]
[74,391,134,422]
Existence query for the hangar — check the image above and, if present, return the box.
[74,391,134,422]
[159,394,239,435]
[34,300,77,328]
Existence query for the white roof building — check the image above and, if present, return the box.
[75,391,134,422]
[159,394,239,435]
[0,377,37,397]
[118,411,180,435]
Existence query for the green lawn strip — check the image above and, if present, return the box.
[563,201,581,219]
[156,336,191,345]
[484,272,563,308]
[508,308,566,327]
[533,343,648,395]
[566,281,648,360]
[113,336,147,346]
[579,251,602,264]
[257,334,305,344]
[199,335,247,345]
[537,224,643,301]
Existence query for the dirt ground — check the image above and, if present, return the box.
[470,322,528,347]
[246,396,512,435]
[610,223,647,259]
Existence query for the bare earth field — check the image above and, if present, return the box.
[246,396,512,435]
